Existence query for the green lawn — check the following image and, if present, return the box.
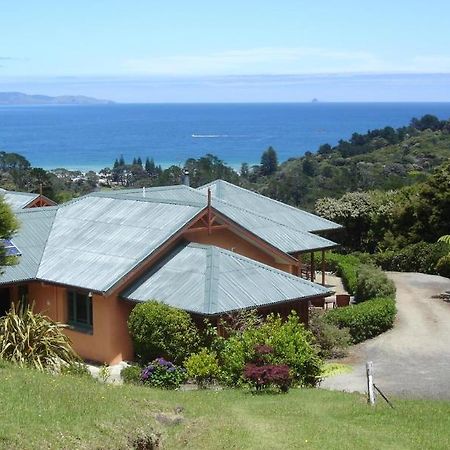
[1,363,449,449]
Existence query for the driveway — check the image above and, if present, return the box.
[321,272,450,400]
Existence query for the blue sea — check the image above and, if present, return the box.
[1,103,450,171]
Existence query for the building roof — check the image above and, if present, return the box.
[0,188,55,210]
[110,184,338,253]
[0,181,338,296]
[122,242,332,315]
[198,179,341,232]
[0,189,40,210]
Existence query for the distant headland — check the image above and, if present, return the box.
[0,91,114,105]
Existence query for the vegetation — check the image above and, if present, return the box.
[141,358,187,389]
[325,298,397,344]
[309,310,351,358]
[217,312,322,387]
[354,264,396,303]
[128,301,200,365]
[1,362,450,449]
[0,304,78,371]
[184,348,220,387]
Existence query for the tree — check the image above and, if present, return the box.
[260,147,278,176]
[0,197,19,264]
[240,163,249,179]
[137,157,142,166]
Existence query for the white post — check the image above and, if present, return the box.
[366,361,376,405]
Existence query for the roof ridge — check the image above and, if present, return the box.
[211,196,335,246]
[199,179,339,229]
[34,209,59,273]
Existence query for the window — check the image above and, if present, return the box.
[67,291,93,332]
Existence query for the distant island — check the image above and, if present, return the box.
[0,92,114,105]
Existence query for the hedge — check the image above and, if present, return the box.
[373,241,449,274]
[354,264,396,303]
[324,297,396,343]
[325,253,361,294]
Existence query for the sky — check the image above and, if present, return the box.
[1,0,450,102]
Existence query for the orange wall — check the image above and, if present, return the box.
[186,228,295,274]
[27,282,134,364]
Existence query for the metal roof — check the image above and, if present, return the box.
[110,184,337,253]
[0,180,338,292]
[0,189,39,211]
[198,179,341,232]
[122,242,332,315]
[0,207,56,284]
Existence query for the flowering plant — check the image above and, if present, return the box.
[140,358,187,389]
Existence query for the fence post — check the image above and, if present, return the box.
[366,361,376,405]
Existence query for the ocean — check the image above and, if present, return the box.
[1,102,450,171]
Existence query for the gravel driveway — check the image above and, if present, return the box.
[321,272,450,400]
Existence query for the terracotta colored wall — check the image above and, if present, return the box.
[186,229,295,274]
[27,282,134,364]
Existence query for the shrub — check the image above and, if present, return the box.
[324,298,396,343]
[436,254,450,278]
[184,348,220,387]
[128,301,200,364]
[219,312,322,387]
[61,362,91,378]
[354,264,396,303]
[121,365,142,384]
[309,310,351,359]
[141,358,187,389]
[243,363,291,393]
[326,253,361,294]
[0,303,78,371]
[373,242,449,274]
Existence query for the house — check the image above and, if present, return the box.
[0,181,341,364]
[0,188,56,210]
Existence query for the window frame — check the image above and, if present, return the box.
[67,290,93,333]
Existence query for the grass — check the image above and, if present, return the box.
[1,362,450,449]
[322,362,353,378]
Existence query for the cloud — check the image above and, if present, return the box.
[122,47,385,76]
[121,47,450,76]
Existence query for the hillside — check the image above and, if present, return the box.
[0,92,114,105]
[249,116,450,209]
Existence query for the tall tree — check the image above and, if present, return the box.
[260,147,278,176]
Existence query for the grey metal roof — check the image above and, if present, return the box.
[0,207,57,284]
[35,195,203,291]
[0,189,39,211]
[122,243,332,315]
[0,194,203,291]
[198,179,341,232]
[110,184,337,253]
[0,180,338,292]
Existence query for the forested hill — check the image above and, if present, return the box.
[247,115,450,209]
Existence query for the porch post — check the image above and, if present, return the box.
[310,252,314,282]
[321,249,326,286]
[298,253,302,278]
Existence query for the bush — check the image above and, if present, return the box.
[61,362,91,378]
[373,242,449,274]
[436,254,450,278]
[141,358,187,389]
[324,298,396,343]
[326,253,361,294]
[309,310,351,359]
[128,301,200,364]
[354,264,396,303]
[121,365,142,384]
[0,303,78,371]
[243,363,291,393]
[219,312,322,387]
[184,348,220,387]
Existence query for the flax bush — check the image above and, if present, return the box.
[0,303,78,371]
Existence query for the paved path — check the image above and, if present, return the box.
[321,272,450,399]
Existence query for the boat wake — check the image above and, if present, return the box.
[191,134,229,138]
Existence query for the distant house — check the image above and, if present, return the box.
[0,181,340,364]
[0,188,56,210]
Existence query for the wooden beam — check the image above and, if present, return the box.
[183,224,229,234]
[321,249,326,286]
[298,253,302,278]
[310,252,314,282]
